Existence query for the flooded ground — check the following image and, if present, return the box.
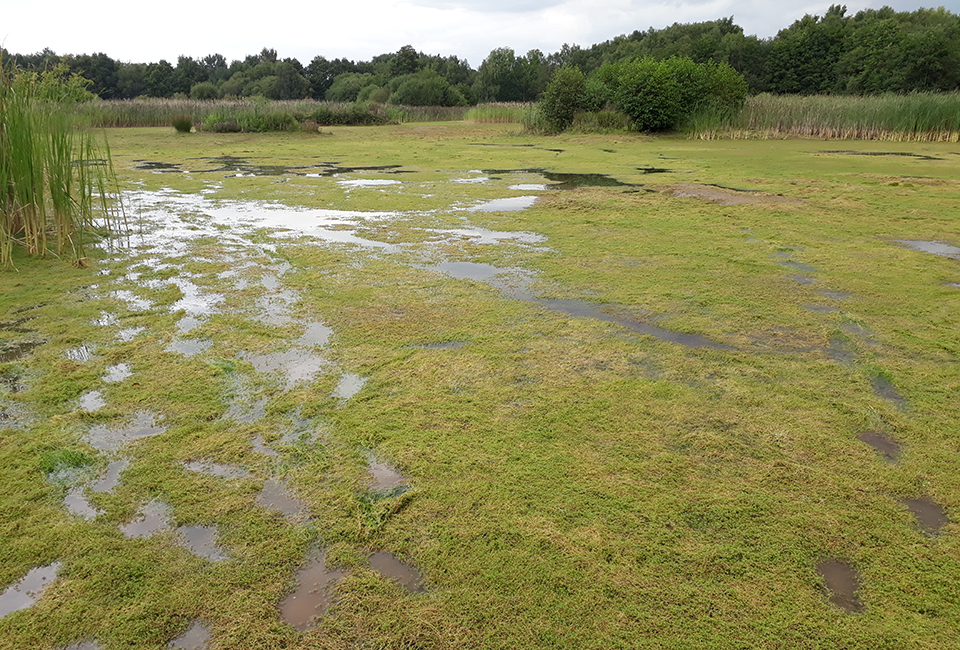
[2,127,958,648]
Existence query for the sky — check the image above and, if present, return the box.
[2,0,959,69]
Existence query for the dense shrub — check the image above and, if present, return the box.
[539,66,587,132]
[190,81,221,100]
[171,114,192,132]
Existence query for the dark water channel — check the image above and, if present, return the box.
[858,431,901,463]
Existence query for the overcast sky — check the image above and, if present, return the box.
[2,0,958,68]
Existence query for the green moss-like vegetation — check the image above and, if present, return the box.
[1,123,958,649]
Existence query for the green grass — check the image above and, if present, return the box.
[1,124,959,648]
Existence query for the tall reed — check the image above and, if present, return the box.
[0,62,121,267]
[691,92,960,141]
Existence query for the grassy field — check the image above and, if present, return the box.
[1,122,959,649]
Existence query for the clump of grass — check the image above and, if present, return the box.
[464,102,532,123]
[692,92,960,141]
[171,114,192,133]
[0,60,122,267]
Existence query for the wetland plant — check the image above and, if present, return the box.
[0,62,121,267]
[171,114,193,133]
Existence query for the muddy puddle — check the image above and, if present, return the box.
[826,336,856,365]
[64,487,103,519]
[251,435,279,457]
[817,289,852,301]
[858,430,901,462]
[168,621,212,649]
[281,548,346,631]
[903,498,949,535]
[177,525,227,561]
[227,395,268,424]
[299,322,333,346]
[184,460,251,480]
[897,240,960,260]
[871,376,907,411]
[816,559,864,613]
[367,456,407,493]
[0,562,61,618]
[483,168,633,190]
[539,299,732,350]
[369,552,425,593]
[257,479,309,520]
[79,390,106,412]
[122,500,172,538]
[244,349,326,389]
[88,412,166,453]
[90,459,130,492]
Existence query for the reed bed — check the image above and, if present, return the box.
[692,92,960,141]
[464,102,533,123]
[1,67,121,267]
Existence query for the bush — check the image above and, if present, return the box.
[539,66,587,132]
[612,59,682,131]
[190,81,222,100]
[171,114,193,132]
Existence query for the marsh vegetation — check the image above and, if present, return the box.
[1,118,959,648]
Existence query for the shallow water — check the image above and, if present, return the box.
[103,363,133,383]
[177,525,227,561]
[121,500,172,538]
[280,548,346,631]
[368,457,407,492]
[369,552,424,593]
[257,479,308,520]
[333,373,367,401]
[816,559,863,613]
[66,345,96,362]
[227,396,268,424]
[858,431,901,463]
[0,340,46,363]
[0,562,61,618]
[299,322,333,347]
[826,336,856,365]
[903,498,949,535]
[467,196,539,212]
[166,338,213,357]
[168,621,212,649]
[184,460,251,480]
[90,459,130,492]
[897,239,960,260]
[251,435,279,457]
[88,412,165,453]
[245,349,326,389]
[117,326,146,342]
[64,487,103,519]
[79,390,106,412]
[871,376,907,411]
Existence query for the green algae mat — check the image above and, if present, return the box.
[1,123,959,649]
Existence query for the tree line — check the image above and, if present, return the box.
[4,5,959,104]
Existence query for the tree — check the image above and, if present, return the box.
[539,66,586,132]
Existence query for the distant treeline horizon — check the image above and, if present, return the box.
[5,5,959,105]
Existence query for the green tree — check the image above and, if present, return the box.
[539,66,586,132]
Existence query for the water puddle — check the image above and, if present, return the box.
[369,552,424,593]
[299,322,333,346]
[66,345,96,362]
[826,336,856,365]
[427,261,537,300]
[509,183,548,191]
[0,340,46,363]
[333,373,367,401]
[468,196,538,212]
[177,525,227,561]
[420,341,468,350]
[786,274,814,285]
[79,390,106,412]
[111,290,154,312]
[871,376,907,411]
[426,226,547,246]
[816,559,863,613]
[168,621,212,649]
[87,412,166,453]
[0,317,36,332]
[166,339,213,357]
[117,326,146,342]
[817,150,943,161]
[816,289,852,301]
[64,487,103,519]
[121,500,172,538]
[0,562,61,618]
[257,479,309,520]
[63,642,101,650]
[368,457,407,493]
[858,431,900,463]
[227,396,268,423]
[338,179,402,188]
[90,460,130,492]
[897,240,960,260]
[184,460,251,480]
[177,316,202,334]
[776,261,816,273]
[903,498,949,535]
[135,161,182,172]
[244,349,326,389]
[280,548,345,631]
[539,299,732,350]
[251,435,279,457]
[93,312,119,327]
[637,166,672,174]
[103,363,133,383]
